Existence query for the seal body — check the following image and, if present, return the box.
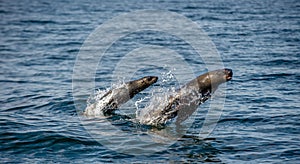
[84,76,158,116]
[138,69,233,127]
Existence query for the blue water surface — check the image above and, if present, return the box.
[1,0,299,163]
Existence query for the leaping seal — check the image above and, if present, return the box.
[138,69,233,127]
[84,76,158,116]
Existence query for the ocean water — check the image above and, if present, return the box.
[1,0,300,163]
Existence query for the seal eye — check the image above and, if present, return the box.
[146,77,152,81]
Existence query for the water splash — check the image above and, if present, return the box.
[85,79,127,116]
[85,69,185,125]
[136,69,179,125]
[87,88,110,106]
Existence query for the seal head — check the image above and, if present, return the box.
[128,76,158,98]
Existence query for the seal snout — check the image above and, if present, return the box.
[149,76,158,83]
[224,68,233,81]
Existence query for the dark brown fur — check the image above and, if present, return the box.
[139,69,232,127]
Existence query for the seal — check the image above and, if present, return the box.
[138,69,233,127]
[84,76,158,116]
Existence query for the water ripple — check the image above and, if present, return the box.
[1,0,300,163]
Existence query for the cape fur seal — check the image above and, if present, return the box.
[84,76,158,116]
[138,69,233,127]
